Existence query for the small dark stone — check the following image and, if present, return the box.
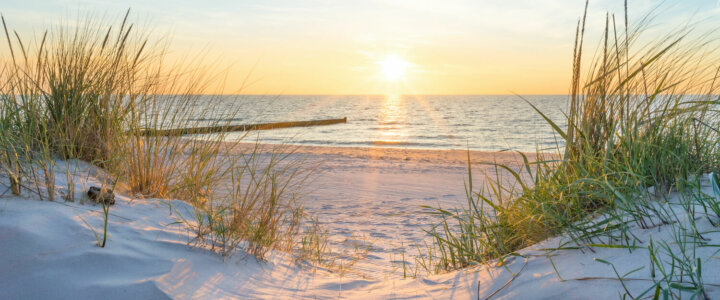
[87,186,115,205]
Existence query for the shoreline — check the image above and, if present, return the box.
[231,141,544,166]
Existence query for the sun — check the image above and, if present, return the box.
[379,54,408,81]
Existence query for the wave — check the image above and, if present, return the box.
[378,121,404,125]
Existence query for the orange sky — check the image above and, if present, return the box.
[5,0,720,95]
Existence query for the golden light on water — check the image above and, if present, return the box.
[374,94,408,145]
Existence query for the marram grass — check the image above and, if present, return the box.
[424,2,720,298]
[0,10,314,261]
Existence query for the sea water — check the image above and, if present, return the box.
[200,94,568,152]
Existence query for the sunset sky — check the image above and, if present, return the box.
[3,0,719,95]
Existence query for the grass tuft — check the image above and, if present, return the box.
[0,10,314,261]
[424,5,720,298]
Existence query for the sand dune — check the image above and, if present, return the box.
[1,146,717,299]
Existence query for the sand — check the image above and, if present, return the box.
[1,145,718,299]
[227,144,539,278]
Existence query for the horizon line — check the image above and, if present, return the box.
[197,93,571,97]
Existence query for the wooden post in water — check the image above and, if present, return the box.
[140,117,347,136]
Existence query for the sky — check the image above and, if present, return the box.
[2,0,719,95]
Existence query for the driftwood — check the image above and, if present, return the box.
[139,117,347,136]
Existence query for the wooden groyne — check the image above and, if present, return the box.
[140,117,347,136]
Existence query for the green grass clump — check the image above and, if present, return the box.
[0,11,311,260]
[170,147,308,259]
[1,11,146,169]
[425,1,720,286]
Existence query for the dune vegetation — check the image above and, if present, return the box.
[424,2,720,298]
[0,10,314,260]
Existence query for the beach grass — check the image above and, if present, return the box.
[0,10,311,260]
[424,2,720,297]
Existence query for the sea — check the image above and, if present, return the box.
[200,94,569,152]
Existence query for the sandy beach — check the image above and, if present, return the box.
[3,144,718,299]
[1,144,533,298]
[233,144,537,277]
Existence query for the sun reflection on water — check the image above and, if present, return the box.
[375,94,409,145]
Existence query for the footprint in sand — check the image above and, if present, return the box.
[442,194,456,199]
[423,197,437,201]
